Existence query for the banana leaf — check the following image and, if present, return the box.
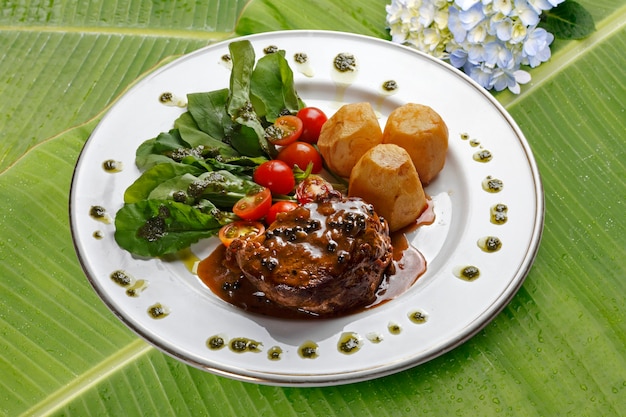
[0,0,624,416]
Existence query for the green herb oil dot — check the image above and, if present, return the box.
[388,322,402,335]
[490,203,508,224]
[337,332,363,355]
[229,337,262,353]
[478,236,502,253]
[408,310,428,324]
[473,149,493,162]
[455,265,480,281]
[147,303,169,319]
[267,346,283,361]
[298,340,319,359]
[482,176,504,193]
[102,159,123,173]
[206,335,226,350]
[110,270,133,287]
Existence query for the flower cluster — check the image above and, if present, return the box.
[386,0,564,94]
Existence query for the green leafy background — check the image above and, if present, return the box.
[1,0,624,415]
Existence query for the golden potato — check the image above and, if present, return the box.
[348,144,427,232]
[317,102,383,178]
[382,103,448,185]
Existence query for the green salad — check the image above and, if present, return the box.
[114,40,308,257]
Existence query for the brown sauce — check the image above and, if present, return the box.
[197,200,434,320]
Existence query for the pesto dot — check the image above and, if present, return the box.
[298,341,319,359]
[207,335,226,350]
[461,266,480,280]
[294,52,308,64]
[102,159,123,173]
[159,92,173,103]
[478,236,502,253]
[473,149,493,162]
[147,303,169,319]
[267,346,283,360]
[482,176,504,193]
[408,310,428,324]
[110,270,133,287]
[337,332,363,354]
[382,80,398,91]
[89,205,106,219]
[334,53,356,72]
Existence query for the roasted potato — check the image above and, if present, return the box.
[382,103,448,185]
[348,144,427,232]
[317,102,383,178]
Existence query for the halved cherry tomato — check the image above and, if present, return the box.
[277,142,323,173]
[296,107,327,144]
[295,175,338,204]
[264,115,303,146]
[265,201,299,224]
[232,187,272,220]
[218,221,265,247]
[253,160,296,195]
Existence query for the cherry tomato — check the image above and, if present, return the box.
[277,142,323,173]
[232,187,272,220]
[253,160,296,195]
[218,221,265,247]
[295,175,338,204]
[265,115,303,146]
[265,201,299,225]
[296,107,328,144]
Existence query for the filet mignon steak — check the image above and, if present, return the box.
[225,196,393,317]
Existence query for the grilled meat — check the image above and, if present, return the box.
[225,196,393,317]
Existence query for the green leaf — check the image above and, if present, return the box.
[135,129,191,170]
[185,89,234,142]
[114,199,223,257]
[251,50,303,122]
[540,1,596,40]
[227,40,273,156]
[124,163,204,204]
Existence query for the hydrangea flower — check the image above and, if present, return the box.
[385,0,564,93]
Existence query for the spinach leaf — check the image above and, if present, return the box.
[174,110,237,159]
[251,50,303,122]
[205,155,268,176]
[186,89,234,143]
[124,163,204,204]
[135,129,191,170]
[186,170,260,208]
[227,40,273,157]
[114,200,225,257]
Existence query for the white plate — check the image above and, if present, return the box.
[70,30,544,386]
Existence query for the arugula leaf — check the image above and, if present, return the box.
[251,50,303,122]
[114,200,225,257]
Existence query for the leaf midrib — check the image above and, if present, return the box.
[19,339,153,417]
[0,25,234,40]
